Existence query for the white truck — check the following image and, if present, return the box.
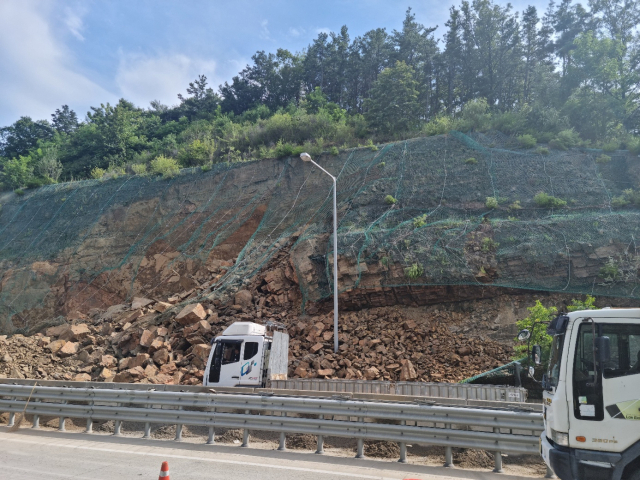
[203,322,289,388]
[528,308,640,480]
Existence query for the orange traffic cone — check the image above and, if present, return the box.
[158,461,170,480]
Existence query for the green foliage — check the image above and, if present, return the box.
[599,258,620,282]
[130,163,147,175]
[612,188,640,208]
[534,192,567,209]
[90,167,106,179]
[377,162,385,168]
[380,256,389,266]
[464,157,478,165]
[549,129,581,150]
[0,156,34,189]
[517,134,537,148]
[404,263,424,279]
[150,155,180,178]
[384,195,397,205]
[459,98,491,132]
[595,154,611,164]
[611,195,630,207]
[485,196,498,209]
[567,295,597,312]
[601,141,619,152]
[536,147,550,155]
[481,237,499,252]
[14,188,25,196]
[514,300,557,360]
[329,146,339,156]
[412,214,427,228]
[508,200,522,211]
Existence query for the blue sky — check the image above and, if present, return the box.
[0,0,550,127]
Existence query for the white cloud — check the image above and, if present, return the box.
[0,2,114,125]
[64,6,86,41]
[115,53,218,109]
[289,27,304,37]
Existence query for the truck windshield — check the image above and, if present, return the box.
[547,334,565,388]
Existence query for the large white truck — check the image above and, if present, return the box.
[529,308,640,480]
[203,322,289,388]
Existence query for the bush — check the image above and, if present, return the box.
[517,134,537,149]
[14,188,25,196]
[481,237,499,252]
[595,154,611,164]
[508,200,522,211]
[404,263,424,279]
[150,155,180,178]
[628,138,640,155]
[601,141,619,152]
[549,129,581,150]
[384,195,397,205]
[274,140,295,158]
[131,163,147,175]
[464,157,478,165]
[377,162,385,168]
[485,197,498,209]
[514,300,556,360]
[567,295,596,312]
[329,146,339,156]
[534,192,567,209]
[90,167,106,179]
[599,259,620,282]
[611,195,630,207]
[412,214,427,228]
[535,147,550,155]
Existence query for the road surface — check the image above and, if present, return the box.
[0,428,530,480]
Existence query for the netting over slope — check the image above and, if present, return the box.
[1,132,639,333]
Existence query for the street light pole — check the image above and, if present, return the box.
[300,153,339,353]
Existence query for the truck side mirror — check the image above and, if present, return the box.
[596,336,611,363]
[528,366,535,378]
[532,345,542,365]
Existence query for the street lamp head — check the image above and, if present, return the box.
[300,152,312,162]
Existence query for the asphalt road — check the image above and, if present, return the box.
[0,428,530,480]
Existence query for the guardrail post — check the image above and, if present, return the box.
[545,466,557,479]
[58,400,67,432]
[355,417,365,459]
[398,420,407,463]
[85,397,94,434]
[7,397,16,427]
[316,415,324,454]
[241,409,250,447]
[175,405,183,442]
[278,411,286,451]
[493,427,503,474]
[207,426,215,445]
[32,400,40,429]
[444,423,454,468]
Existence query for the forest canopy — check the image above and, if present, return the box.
[1,0,639,190]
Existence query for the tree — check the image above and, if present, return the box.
[0,155,34,190]
[178,75,221,120]
[364,61,421,135]
[0,117,53,159]
[35,145,63,182]
[51,105,78,134]
[514,300,557,360]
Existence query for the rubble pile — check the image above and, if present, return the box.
[0,249,514,385]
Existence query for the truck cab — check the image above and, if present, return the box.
[203,322,289,388]
[539,309,640,480]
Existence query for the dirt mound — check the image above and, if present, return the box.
[364,440,400,458]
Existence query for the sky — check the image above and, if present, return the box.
[0,0,550,127]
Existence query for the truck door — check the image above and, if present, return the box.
[569,321,640,452]
[207,339,243,386]
[238,339,263,386]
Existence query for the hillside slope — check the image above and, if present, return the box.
[1,131,639,334]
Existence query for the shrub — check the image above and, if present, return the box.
[534,192,567,209]
[404,263,424,279]
[628,138,640,155]
[549,129,580,150]
[485,197,498,209]
[508,200,522,211]
[329,146,339,156]
[601,141,619,152]
[514,300,557,360]
[536,147,550,155]
[464,157,478,165]
[150,155,180,178]
[595,154,611,164]
[274,140,295,158]
[517,134,537,149]
[599,259,620,282]
[481,237,499,253]
[131,163,147,175]
[384,195,397,205]
[377,162,385,168]
[567,295,596,312]
[380,256,389,266]
[201,163,213,172]
[90,167,106,179]
[611,195,629,207]
[14,188,25,196]
[413,214,427,228]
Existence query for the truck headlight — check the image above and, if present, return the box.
[551,429,569,446]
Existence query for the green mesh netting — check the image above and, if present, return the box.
[461,357,527,384]
[1,131,639,333]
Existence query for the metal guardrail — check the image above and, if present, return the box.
[0,383,544,473]
[272,379,528,403]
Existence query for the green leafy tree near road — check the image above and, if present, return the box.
[364,61,421,135]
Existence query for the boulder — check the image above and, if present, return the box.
[131,297,154,310]
[399,360,418,381]
[175,303,207,326]
[153,348,170,365]
[154,301,172,313]
[99,368,114,381]
[100,355,117,368]
[46,339,67,354]
[140,329,154,348]
[192,344,211,362]
[128,353,150,369]
[58,342,80,357]
[74,373,91,382]
[234,290,253,309]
